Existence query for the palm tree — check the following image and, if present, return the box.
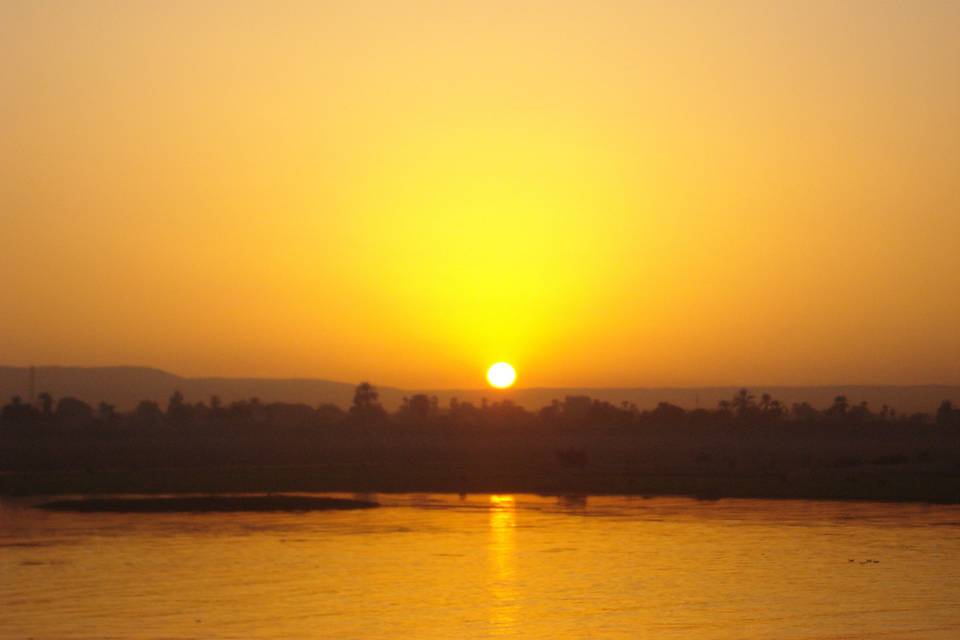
[732,388,755,419]
[37,392,53,417]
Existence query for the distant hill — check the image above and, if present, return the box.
[0,367,369,411]
[0,366,957,414]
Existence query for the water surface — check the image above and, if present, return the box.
[3,494,960,638]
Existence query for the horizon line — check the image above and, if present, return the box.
[1,364,957,392]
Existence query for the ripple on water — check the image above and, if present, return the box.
[2,494,960,639]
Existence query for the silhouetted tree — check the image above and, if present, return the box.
[825,395,849,418]
[55,397,93,425]
[398,394,436,422]
[759,393,772,413]
[732,388,755,420]
[649,401,686,426]
[316,402,346,426]
[352,382,378,409]
[791,401,819,422]
[450,398,480,426]
[937,400,958,427]
[166,390,192,425]
[482,399,532,429]
[754,393,786,422]
[767,399,786,420]
[248,397,264,422]
[847,401,872,424]
[97,402,116,423]
[37,392,53,418]
[349,382,386,424]
[716,400,733,420]
[135,400,164,426]
[587,399,631,425]
[1,396,39,427]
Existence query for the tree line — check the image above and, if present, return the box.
[2,383,959,435]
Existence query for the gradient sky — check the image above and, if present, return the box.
[2,1,959,388]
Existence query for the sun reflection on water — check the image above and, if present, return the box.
[488,495,518,635]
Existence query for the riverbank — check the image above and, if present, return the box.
[3,464,959,504]
[34,494,378,512]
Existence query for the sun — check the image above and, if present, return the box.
[486,362,516,389]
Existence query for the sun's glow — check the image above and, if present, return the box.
[486,362,517,389]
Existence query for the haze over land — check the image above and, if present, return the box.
[2,366,956,414]
[2,1,959,389]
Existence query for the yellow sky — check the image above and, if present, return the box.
[2,1,958,388]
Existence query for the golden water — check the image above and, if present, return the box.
[3,494,960,638]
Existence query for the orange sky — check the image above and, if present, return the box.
[2,1,958,388]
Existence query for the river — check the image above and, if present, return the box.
[2,494,959,638]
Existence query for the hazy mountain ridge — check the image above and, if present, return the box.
[0,366,957,414]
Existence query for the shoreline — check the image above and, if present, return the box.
[3,465,959,505]
[33,494,379,512]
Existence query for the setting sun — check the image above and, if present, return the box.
[487,362,517,389]
[4,2,960,637]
